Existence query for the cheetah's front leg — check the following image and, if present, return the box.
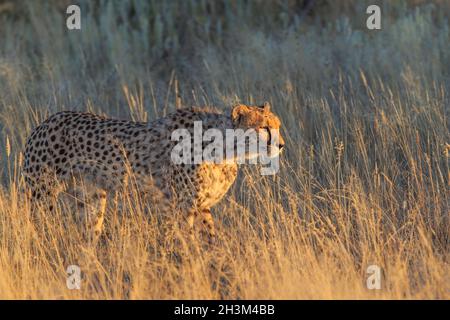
[89,189,107,244]
[201,209,216,244]
[186,208,216,244]
[68,184,107,245]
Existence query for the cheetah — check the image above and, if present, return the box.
[23,102,285,243]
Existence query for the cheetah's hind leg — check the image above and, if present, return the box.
[24,168,66,224]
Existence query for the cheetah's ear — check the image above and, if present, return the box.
[263,101,271,114]
[231,104,250,124]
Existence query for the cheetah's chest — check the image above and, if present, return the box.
[194,163,238,208]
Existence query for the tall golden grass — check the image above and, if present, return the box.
[0,0,448,299]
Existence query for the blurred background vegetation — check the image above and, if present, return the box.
[0,1,448,103]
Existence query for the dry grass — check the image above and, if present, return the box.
[0,0,448,299]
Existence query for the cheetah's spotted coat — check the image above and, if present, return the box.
[23,103,284,243]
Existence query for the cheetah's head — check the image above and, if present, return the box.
[231,102,285,160]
